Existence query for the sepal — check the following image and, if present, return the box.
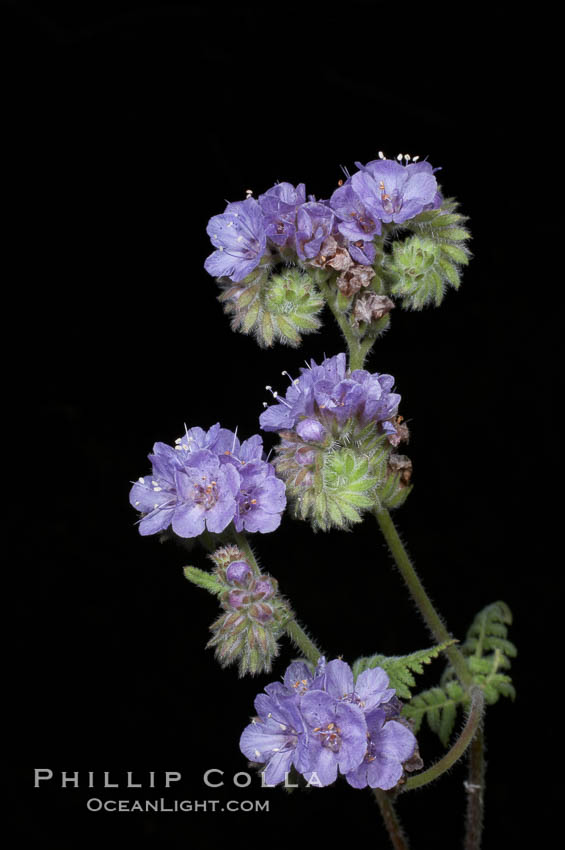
[218,265,323,348]
[384,199,471,310]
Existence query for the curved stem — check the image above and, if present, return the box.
[403,688,484,791]
[374,506,474,690]
[233,530,322,666]
[232,529,262,576]
[373,790,410,850]
[317,275,362,360]
[284,619,322,666]
[464,724,486,850]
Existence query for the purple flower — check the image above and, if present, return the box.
[240,657,417,789]
[321,659,397,715]
[258,182,306,248]
[129,449,240,537]
[344,709,417,790]
[329,177,382,262]
[130,425,286,537]
[204,198,267,282]
[234,461,287,533]
[300,690,368,786]
[240,689,311,786]
[352,158,441,224]
[259,353,401,438]
[295,202,336,261]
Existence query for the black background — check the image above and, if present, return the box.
[5,3,558,847]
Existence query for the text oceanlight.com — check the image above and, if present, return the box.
[86,799,269,813]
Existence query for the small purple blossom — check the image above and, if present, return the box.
[329,177,382,262]
[240,689,310,786]
[295,202,336,261]
[259,353,401,439]
[234,461,287,533]
[258,182,306,248]
[321,659,397,715]
[204,198,267,282]
[352,158,442,224]
[130,425,286,537]
[345,709,417,790]
[300,690,368,787]
[129,449,240,538]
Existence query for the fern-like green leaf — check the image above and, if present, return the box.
[352,639,456,700]
[408,600,517,747]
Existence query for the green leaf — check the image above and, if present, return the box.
[352,639,456,700]
[183,566,225,596]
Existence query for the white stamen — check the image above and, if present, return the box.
[154,503,159,509]
[279,724,287,730]
[412,155,420,162]
[397,153,403,162]
[262,402,268,408]
[226,221,233,227]
[175,438,181,444]
[378,151,385,159]
[138,477,145,484]
[135,501,140,506]
[219,246,224,251]
[237,235,243,242]
[404,154,411,163]
[153,486,162,492]
[255,749,261,757]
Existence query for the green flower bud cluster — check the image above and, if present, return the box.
[205,546,290,676]
[384,200,471,310]
[275,419,412,531]
[218,265,324,348]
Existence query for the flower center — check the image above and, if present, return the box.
[379,182,403,214]
[313,721,342,753]
[193,477,219,509]
[239,490,258,514]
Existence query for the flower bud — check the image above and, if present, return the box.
[226,560,252,585]
[386,229,469,310]
[206,554,290,676]
[253,578,275,600]
[228,589,251,609]
[296,418,326,443]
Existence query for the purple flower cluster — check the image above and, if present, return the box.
[204,158,441,283]
[240,658,416,789]
[329,157,442,263]
[260,353,401,442]
[129,424,286,537]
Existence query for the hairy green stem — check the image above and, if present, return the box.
[373,790,410,850]
[403,688,484,791]
[464,724,486,850]
[232,529,262,576]
[374,507,474,690]
[284,618,322,666]
[233,530,321,666]
[317,275,363,362]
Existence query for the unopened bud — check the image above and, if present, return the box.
[296,418,326,443]
[226,560,252,585]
